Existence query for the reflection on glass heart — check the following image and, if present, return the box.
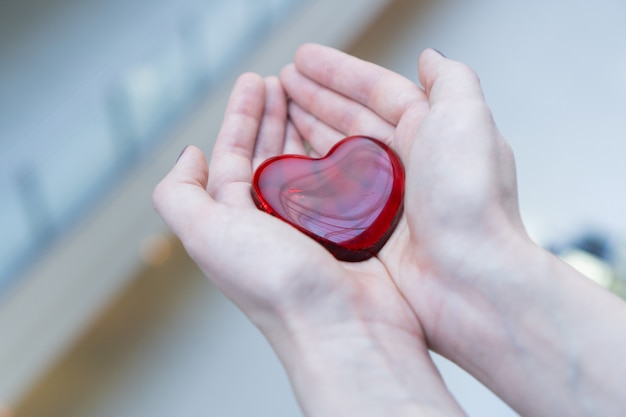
[251,136,405,262]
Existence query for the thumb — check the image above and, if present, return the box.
[418,49,486,106]
[152,145,214,239]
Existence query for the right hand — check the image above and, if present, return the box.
[280,44,529,349]
[281,43,626,417]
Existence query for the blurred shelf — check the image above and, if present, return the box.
[0,0,392,409]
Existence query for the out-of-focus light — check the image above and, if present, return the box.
[612,241,626,299]
[560,249,614,289]
[139,234,172,266]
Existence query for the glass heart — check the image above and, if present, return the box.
[251,136,405,261]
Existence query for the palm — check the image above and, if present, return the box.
[279,45,429,281]
[277,44,476,348]
[280,44,528,356]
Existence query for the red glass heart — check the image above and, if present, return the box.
[251,136,405,262]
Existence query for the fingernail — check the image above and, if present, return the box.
[432,49,446,58]
[176,145,189,163]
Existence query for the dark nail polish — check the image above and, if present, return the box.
[176,145,189,163]
[432,49,446,58]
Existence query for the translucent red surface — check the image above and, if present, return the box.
[251,136,405,261]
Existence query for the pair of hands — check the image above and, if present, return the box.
[153,44,626,416]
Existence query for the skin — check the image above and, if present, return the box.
[153,44,626,416]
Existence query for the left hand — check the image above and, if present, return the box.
[153,73,465,417]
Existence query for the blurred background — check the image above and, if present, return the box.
[1,0,625,415]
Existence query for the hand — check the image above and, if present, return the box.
[280,43,526,351]
[280,44,626,417]
[153,73,465,416]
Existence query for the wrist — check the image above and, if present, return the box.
[412,224,539,357]
[265,314,465,417]
[427,229,626,416]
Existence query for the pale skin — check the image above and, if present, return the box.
[153,44,626,416]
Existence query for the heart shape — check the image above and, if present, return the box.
[251,136,405,262]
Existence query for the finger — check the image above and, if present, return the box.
[283,121,308,155]
[253,76,288,170]
[288,100,343,156]
[207,72,265,201]
[280,63,395,142]
[293,43,425,124]
[153,145,215,241]
[418,49,486,106]
[416,48,495,151]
